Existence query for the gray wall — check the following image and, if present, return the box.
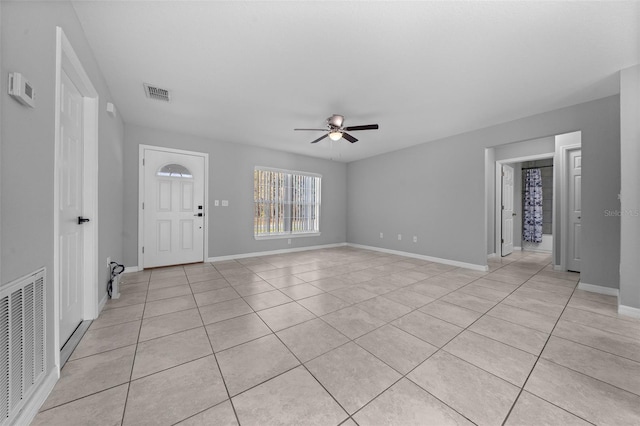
[1,0,124,370]
[494,137,555,162]
[123,124,347,266]
[348,96,620,287]
[620,65,640,310]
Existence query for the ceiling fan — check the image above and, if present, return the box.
[294,114,379,144]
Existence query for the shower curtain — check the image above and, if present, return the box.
[523,168,543,243]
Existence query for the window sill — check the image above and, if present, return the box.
[254,232,321,241]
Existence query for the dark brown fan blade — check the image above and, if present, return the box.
[342,133,358,143]
[294,128,327,131]
[310,134,329,144]
[343,124,379,131]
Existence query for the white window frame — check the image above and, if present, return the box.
[254,166,322,239]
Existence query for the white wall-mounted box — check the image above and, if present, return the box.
[106,102,116,117]
[8,72,36,108]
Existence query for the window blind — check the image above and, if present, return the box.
[254,167,321,237]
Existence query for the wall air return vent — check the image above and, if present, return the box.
[143,83,171,102]
[1,268,46,426]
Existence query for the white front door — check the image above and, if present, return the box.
[501,164,515,256]
[59,70,85,346]
[567,149,582,272]
[143,148,205,268]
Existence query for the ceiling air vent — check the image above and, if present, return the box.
[143,83,171,102]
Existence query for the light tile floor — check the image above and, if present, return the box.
[34,247,640,425]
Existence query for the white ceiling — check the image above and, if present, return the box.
[72,1,639,162]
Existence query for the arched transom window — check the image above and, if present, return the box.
[157,163,193,178]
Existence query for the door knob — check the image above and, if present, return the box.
[512,213,517,216]
[78,216,90,224]
[578,216,581,219]
[194,213,203,217]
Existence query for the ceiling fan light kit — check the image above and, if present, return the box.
[329,131,343,141]
[295,114,379,144]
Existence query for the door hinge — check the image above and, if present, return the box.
[142,246,144,254]
[501,239,504,243]
[142,158,145,166]
[142,202,145,210]
[501,205,504,210]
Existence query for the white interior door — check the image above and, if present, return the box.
[501,164,515,256]
[567,149,582,272]
[59,70,85,346]
[143,149,205,268]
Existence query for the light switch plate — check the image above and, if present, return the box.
[214,200,219,206]
[221,200,229,207]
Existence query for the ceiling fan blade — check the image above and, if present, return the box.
[342,133,358,143]
[294,128,327,131]
[344,124,379,131]
[310,134,329,144]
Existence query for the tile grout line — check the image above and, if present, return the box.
[359,257,561,425]
[252,261,489,422]
[195,265,243,426]
[211,260,416,421]
[211,315,344,420]
[119,270,151,426]
[52,249,593,426]
[256,316,354,423]
[499,275,595,426]
[534,338,640,398]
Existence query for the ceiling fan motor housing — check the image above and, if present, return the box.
[327,114,344,128]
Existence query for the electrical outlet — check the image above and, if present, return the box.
[397,234,402,241]
[107,256,111,269]
[413,236,418,243]
[221,200,229,207]
[287,239,291,245]
[379,232,383,239]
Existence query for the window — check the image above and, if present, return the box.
[157,163,193,178]
[254,167,321,238]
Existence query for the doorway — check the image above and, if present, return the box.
[495,153,555,261]
[138,145,209,269]
[54,27,99,367]
[491,131,582,271]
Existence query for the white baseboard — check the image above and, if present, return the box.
[487,253,497,259]
[13,367,58,426]
[125,266,141,273]
[513,246,522,251]
[577,282,620,297]
[98,291,109,314]
[524,248,552,254]
[553,264,565,271]
[521,246,552,254]
[347,243,489,272]
[618,304,640,319]
[207,242,348,262]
